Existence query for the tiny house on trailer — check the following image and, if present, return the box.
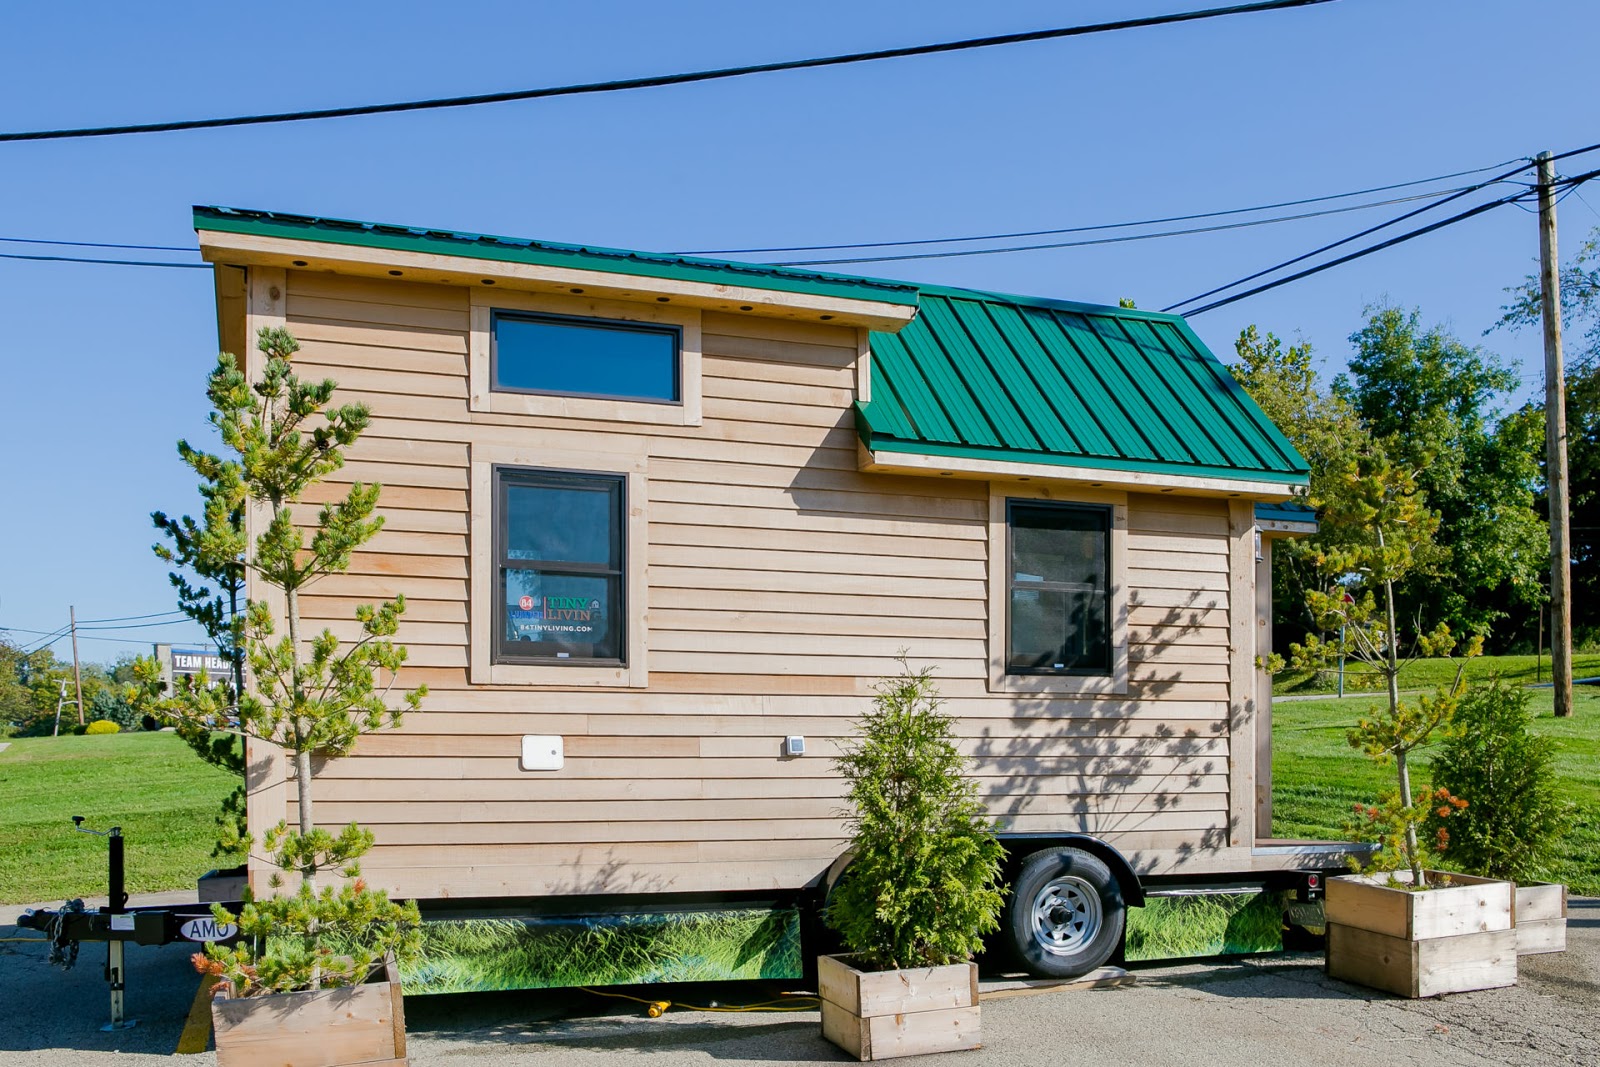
[193,206,1340,992]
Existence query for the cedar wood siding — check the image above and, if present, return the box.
[260,268,1247,900]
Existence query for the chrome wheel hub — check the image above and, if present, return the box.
[1030,875,1102,955]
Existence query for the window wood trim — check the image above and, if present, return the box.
[986,482,1129,696]
[469,288,702,426]
[469,440,649,687]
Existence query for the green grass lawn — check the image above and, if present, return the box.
[1272,686,1600,896]
[1272,651,1600,696]
[0,732,237,905]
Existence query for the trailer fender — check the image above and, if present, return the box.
[997,834,1145,907]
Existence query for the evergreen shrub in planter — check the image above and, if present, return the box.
[819,660,1004,1061]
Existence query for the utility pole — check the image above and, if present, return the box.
[69,605,86,726]
[1537,151,1574,718]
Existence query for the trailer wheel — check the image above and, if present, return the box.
[1005,847,1124,978]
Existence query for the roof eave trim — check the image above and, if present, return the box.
[860,437,1308,499]
[194,211,919,324]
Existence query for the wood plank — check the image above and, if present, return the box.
[332,387,469,422]
[1325,872,1514,939]
[818,956,976,1019]
[649,436,860,473]
[701,373,854,408]
[306,752,1223,783]
[289,269,466,310]
[293,503,467,535]
[648,608,986,640]
[314,619,465,646]
[703,333,856,369]
[647,522,984,561]
[648,630,982,659]
[286,315,467,354]
[1515,882,1567,922]
[297,343,468,378]
[356,531,467,559]
[651,567,985,601]
[287,292,469,332]
[331,460,468,490]
[702,395,852,428]
[356,857,833,898]
[648,543,985,581]
[213,981,398,1067]
[650,501,984,541]
[1126,508,1229,536]
[650,480,988,522]
[1326,923,1517,998]
[703,352,853,387]
[652,456,988,501]
[650,651,987,678]
[304,482,465,513]
[701,311,857,347]
[1515,917,1567,955]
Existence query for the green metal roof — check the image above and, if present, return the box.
[193,207,919,307]
[858,285,1309,487]
[1255,500,1318,526]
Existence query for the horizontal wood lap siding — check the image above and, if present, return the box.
[273,269,1241,898]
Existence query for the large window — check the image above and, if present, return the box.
[495,467,625,666]
[492,310,680,403]
[1006,501,1111,675]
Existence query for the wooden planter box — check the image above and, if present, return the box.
[1325,871,1516,998]
[1515,882,1567,955]
[212,960,407,1067]
[818,955,980,1061]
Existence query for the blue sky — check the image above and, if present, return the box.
[2,0,1596,661]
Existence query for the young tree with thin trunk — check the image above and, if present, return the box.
[138,327,425,993]
[1281,448,1475,885]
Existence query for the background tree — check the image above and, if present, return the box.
[1230,326,1371,649]
[151,406,251,857]
[1339,304,1546,643]
[139,327,424,993]
[1498,227,1600,643]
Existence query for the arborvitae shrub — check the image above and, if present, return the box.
[1428,677,1568,882]
[825,660,1004,970]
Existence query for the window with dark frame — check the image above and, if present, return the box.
[494,467,625,666]
[492,310,680,403]
[1006,500,1111,676]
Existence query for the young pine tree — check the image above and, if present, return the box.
[139,327,425,993]
[1283,448,1474,886]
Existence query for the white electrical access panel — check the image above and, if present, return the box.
[520,735,564,771]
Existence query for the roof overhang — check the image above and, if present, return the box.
[858,440,1308,500]
[195,211,918,332]
[1256,501,1319,536]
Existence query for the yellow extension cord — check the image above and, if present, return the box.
[579,986,819,1018]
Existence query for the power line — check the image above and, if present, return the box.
[682,159,1522,256]
[0,250,207,269]
[0,235,195,253]
[1179,190,1534,317]
[79,619,212,633]
[1179,166,1600,316]
[1162,159,1537,313]
[769,187,1481,266]
[0,1,1337,143]
[77,609,191,624]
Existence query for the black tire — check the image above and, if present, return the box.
[1004,847,1125,978]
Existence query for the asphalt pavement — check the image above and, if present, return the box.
[1,897,1595,1066]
